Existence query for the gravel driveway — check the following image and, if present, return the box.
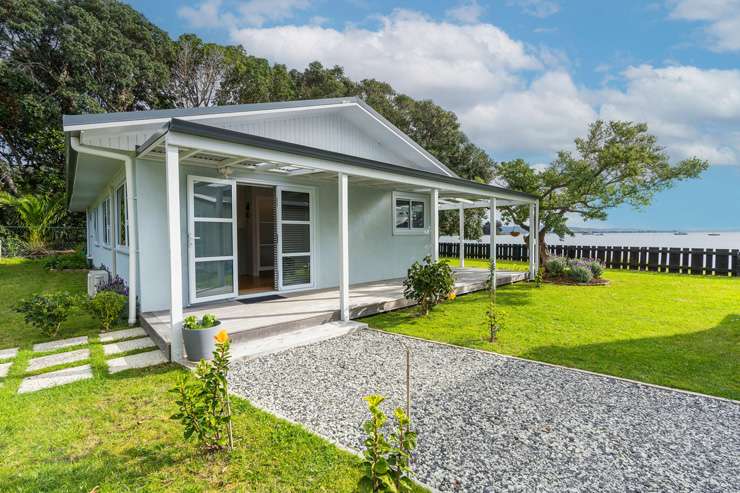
[229,329,739,492]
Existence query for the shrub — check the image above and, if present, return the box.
[486,298,507,342]
[183,313,220,330]
[358,394,417,493]
[15,292,79,337]
[170,330,234,451]
[568,262,594,283]
[87,290,126,331]
[534,267,544,287]
[544,257,567,276]
[403,256,455,316]
[98,275,128,297]
[44,250,88,270]
[585,259,604,279]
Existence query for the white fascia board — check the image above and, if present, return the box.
[167,131,533,202]
[438,199,526,209]
[63,102,357,132]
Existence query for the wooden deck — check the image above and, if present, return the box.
[141,268,528,359]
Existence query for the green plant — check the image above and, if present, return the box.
[358,395,416,493]
[545,257,567,276]
[586,260,604,279]
[44,250,88,270]
[170,330,234,452]
[15,292,79,337]
[534,267,544,287]
[0,193,64,254]
[87,290,126,331]
[403,256,455,316]
[183,313,220,330]
[486,297,507,342]
[568,263,594,283]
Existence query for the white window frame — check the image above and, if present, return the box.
[92,205,99,246]
[101,196,112,247]
[115,182,128,252]
[392,191,429,236]
[276,185,316,291]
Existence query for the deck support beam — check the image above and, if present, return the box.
[166,143,184,361]
[490,198,497,288]
[431,189,439,262]
[529,203,537,280]
[458,203,465,268]
[338,172,350,321]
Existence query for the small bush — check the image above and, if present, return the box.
[170,331,234,452]
[403,256,455,316]
[568,262,594,283]
[183,313,220,330]
[358,394,416,492]
[87,290,127,331]
[15,292,79,337]
[534,267,544,287]
[98,275,128,297]
[585,259,604,279]
[544,257,567,276]
[486,298,507,342]
[44,250,88,270]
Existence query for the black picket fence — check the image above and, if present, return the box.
[439,242,740,277]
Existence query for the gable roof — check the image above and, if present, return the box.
[63,97,458,178]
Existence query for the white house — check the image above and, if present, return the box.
[63,97,539,360]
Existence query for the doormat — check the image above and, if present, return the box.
[237,294,286,304]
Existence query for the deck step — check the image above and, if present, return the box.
[230,321,365,361]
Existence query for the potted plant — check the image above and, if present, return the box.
[182,313,222,361]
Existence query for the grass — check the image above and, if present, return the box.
[366,257,740,400]
[0,258,418,492]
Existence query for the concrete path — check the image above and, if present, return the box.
[0,362,11,378]
[0,347,18,360]
[18,364,93,394]
[33,336,88,353]
[26,349,90,372]
[99,327,146,343]
[107,350,167,374]
[230,330,740,493]
[102,337,155,356]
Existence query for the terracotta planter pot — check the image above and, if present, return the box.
[182,321,222,362]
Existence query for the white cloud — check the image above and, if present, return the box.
[508,0,560,18]
[177,0,311,28]
[238,0,311,27]
[178,0,231,28]
[446,0,485,24]
[668,0,740,52]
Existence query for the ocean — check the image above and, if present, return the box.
[440,232,740,250]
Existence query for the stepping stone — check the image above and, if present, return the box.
[107,350,167,374]
[0,347,18,360]
[103,337,155,356]
[99,327,146,343]
[26,349,90,372]
[18,364,93,394]
[33,336,88,353]
[0,362,11,378]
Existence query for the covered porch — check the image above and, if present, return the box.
[141,268,528,359]
[136,118,540,362]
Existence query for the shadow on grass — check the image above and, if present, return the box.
[520,314,740,400]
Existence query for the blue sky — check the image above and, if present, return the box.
[127,0,740,231]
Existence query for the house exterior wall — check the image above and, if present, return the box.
[132,160,433,312]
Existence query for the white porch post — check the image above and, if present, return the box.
[165,143,184,361]
[108,185,116,277]
[458,203,465,268]
[124,159,138,326]
[490,197,497,287]
[338,172,350,321]
[528,203,536,279]
[431,189,439,261]
[534,201,540,274]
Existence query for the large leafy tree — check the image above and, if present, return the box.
[495,120,708,259]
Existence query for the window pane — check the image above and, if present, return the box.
[411,201,425,229]
[194,182,232,218]
[117,186,127,246]
[282,255,310,286]
[194,222,233,258]
[395,199,410,229]
[281,191,310,221]
[195,260,234,298]
[282,223,310,254]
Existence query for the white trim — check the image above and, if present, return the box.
[490,197,497,289]
[187,175,239,305]
[459,204,465,268]
[338,173,349,321]
[431,189,439,261]
[392,191,429,236]
[276,184,316,291]
[166,143,184,361]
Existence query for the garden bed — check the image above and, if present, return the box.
[544,275,610,286]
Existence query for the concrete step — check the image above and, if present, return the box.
[230,320,366,361]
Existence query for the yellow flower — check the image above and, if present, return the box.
[214,329,229,344]
[448,292,457,301]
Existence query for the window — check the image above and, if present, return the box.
[102,197,111,246]
[393,193,427,235]
[116,184,128,248]
[92,206,99,245]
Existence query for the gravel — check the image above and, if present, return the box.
[230,329,740,492]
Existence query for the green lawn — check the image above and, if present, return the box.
[367,257,740,400]
[0,259,398,492]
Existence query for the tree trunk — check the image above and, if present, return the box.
[539,231,549,263]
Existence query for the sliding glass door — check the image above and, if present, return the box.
[277,186,314,290]
[188,176,238,304]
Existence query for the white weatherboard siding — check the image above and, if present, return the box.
[133,159,432,312]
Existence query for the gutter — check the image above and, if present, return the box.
[70,137,139,326]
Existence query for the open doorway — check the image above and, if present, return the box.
[236,184,276,295]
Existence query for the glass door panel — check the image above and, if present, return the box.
[277,187,313,289]
[188,177,238,304]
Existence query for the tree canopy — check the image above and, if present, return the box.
[495,120,708,257]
